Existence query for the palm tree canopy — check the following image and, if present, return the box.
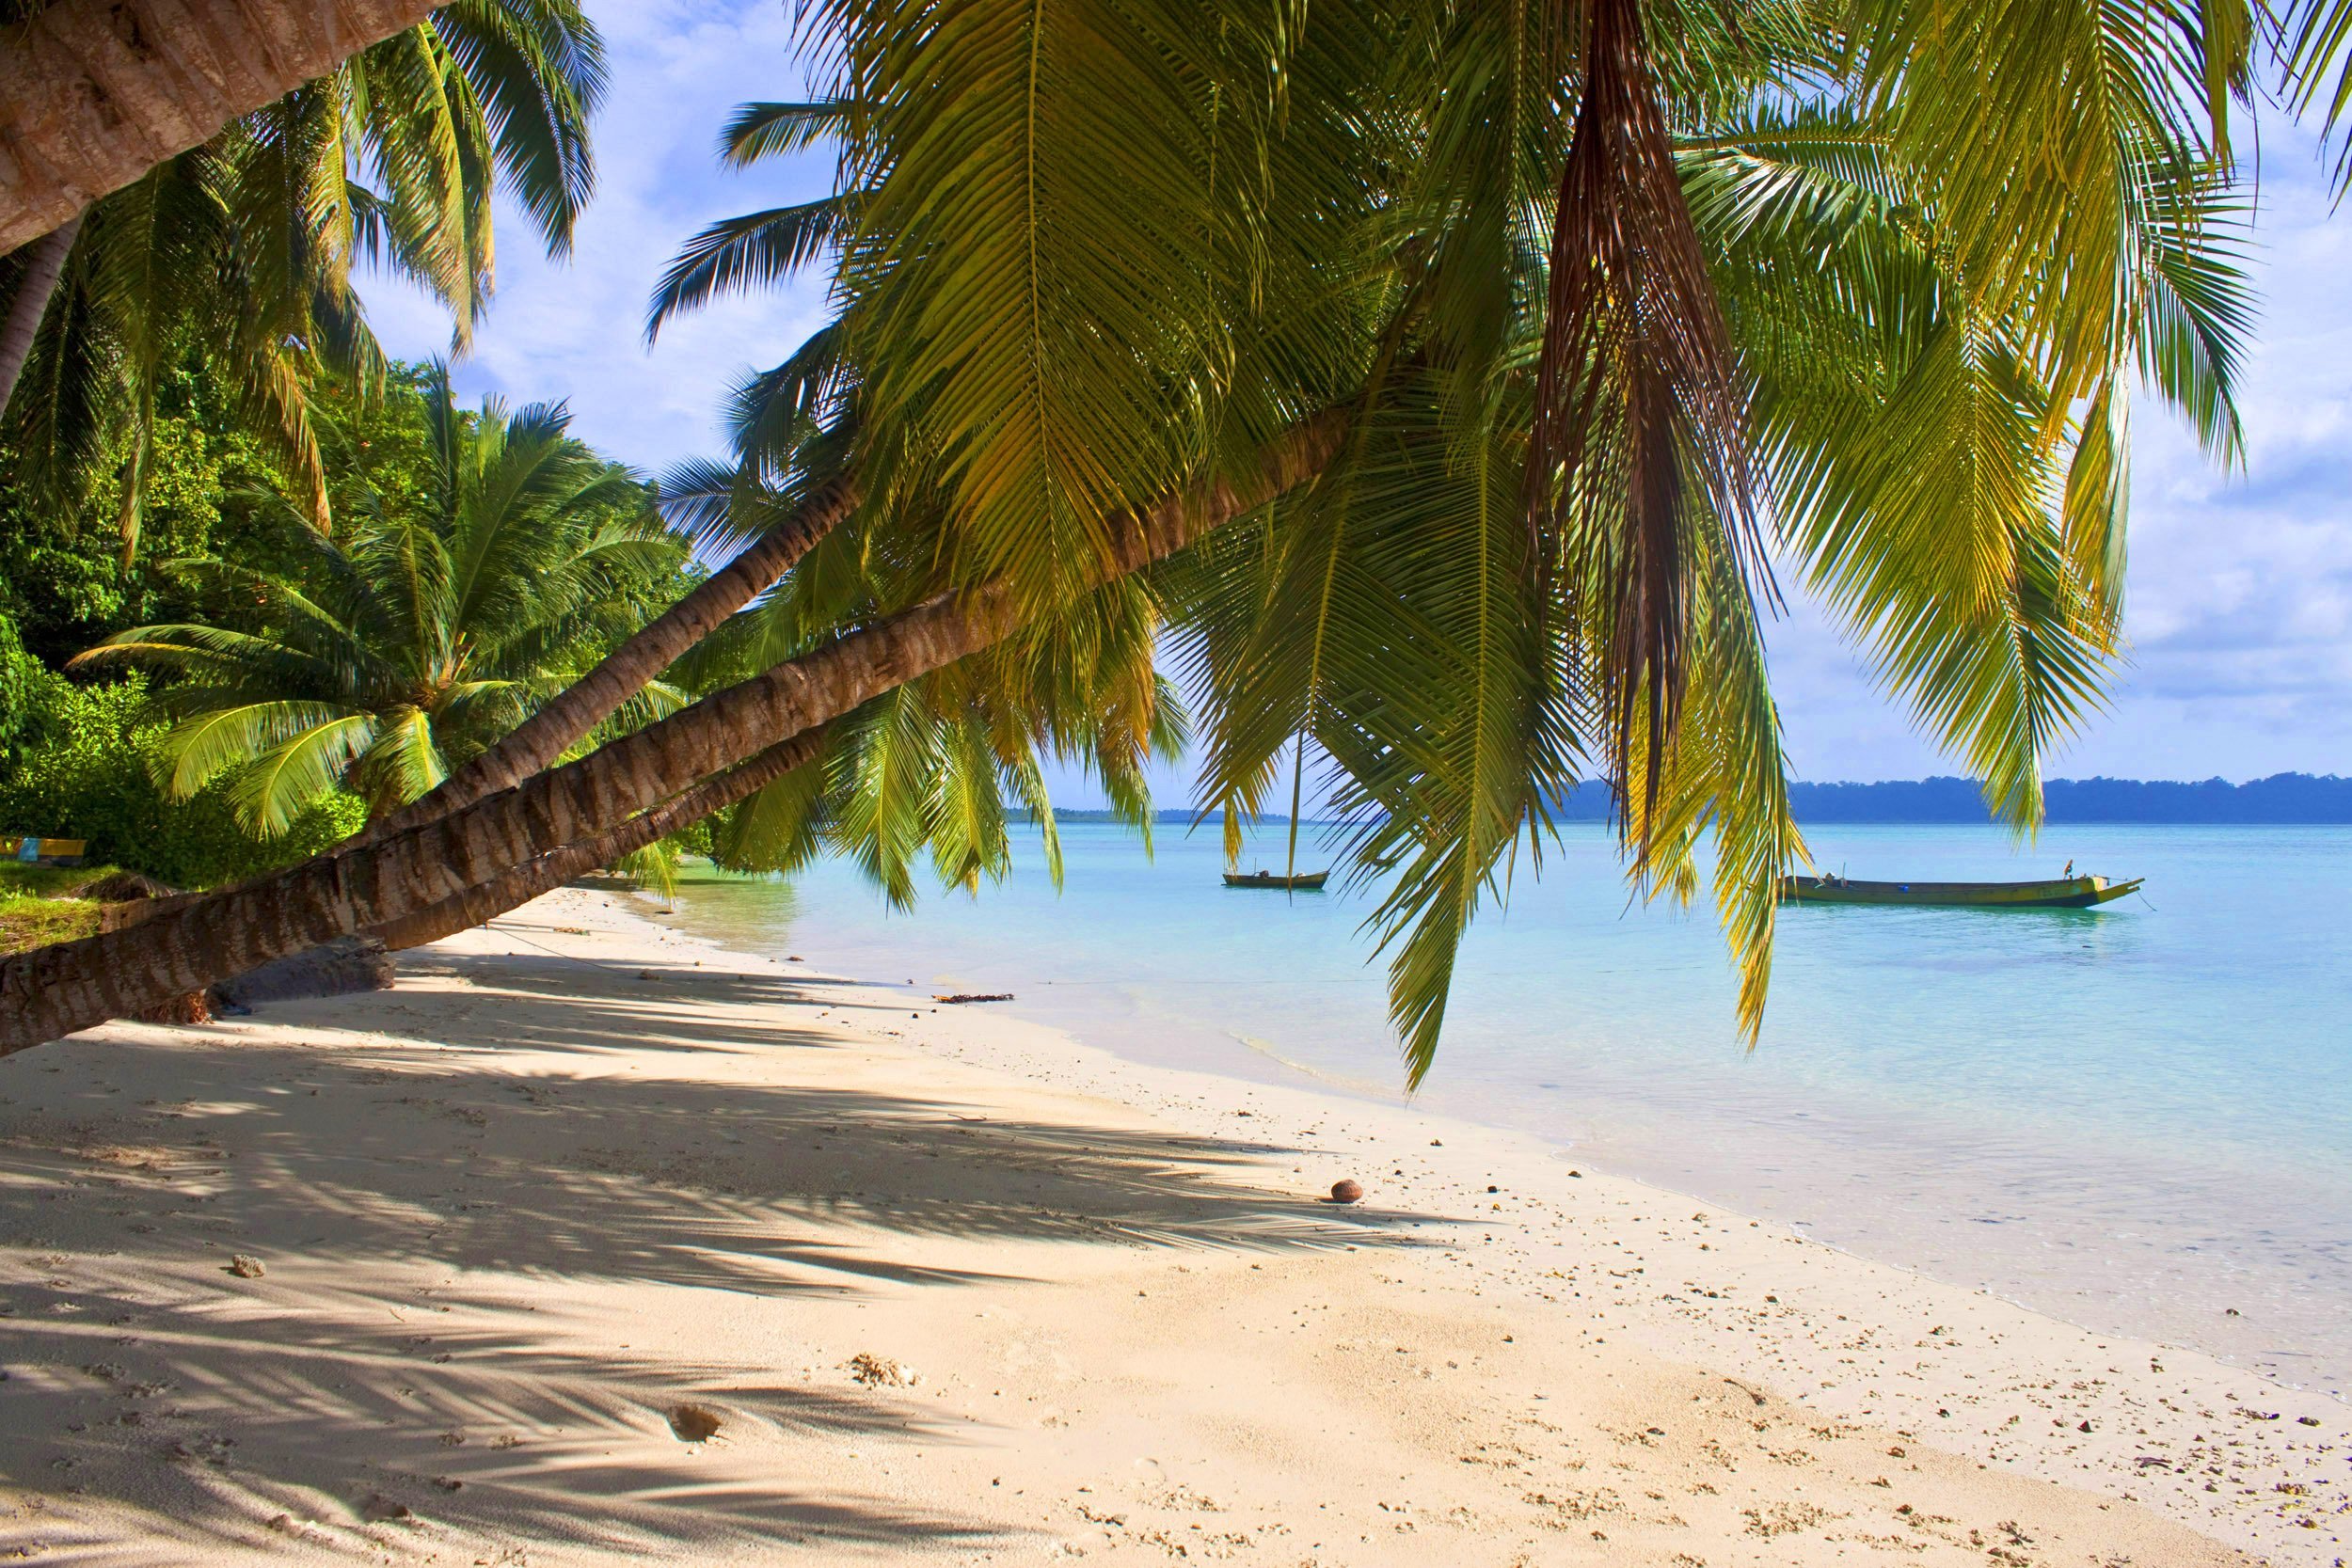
[644,0,2262,1085]
[72,366,684,836]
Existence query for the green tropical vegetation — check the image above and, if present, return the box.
[0,359,694,887]
[0,0,615,904]
[72,365,686,838]
[0,667,365,891]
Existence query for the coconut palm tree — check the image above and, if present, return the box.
[69,366,680,835]
[0,0,2287,1058]
[0,0,604,561]
[602,0,2261,1072]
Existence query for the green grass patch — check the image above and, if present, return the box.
[0,892,100,953]
[0,863,109,899]
[0,863,119,954]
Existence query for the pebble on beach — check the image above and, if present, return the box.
[1330,1179,1364,1204]
[667,1403,724,1442]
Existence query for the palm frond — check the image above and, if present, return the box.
[645,198,852,342]
[227,711,383,836]
[712,741,833,873]
[431,0,605,255]
[2286,0,2352,191]
[1529,0,1765,838]
[721,99,858,166]
[830,682,942,911]
[823,0,1234,610]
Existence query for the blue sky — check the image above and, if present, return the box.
[367,0,2352,796]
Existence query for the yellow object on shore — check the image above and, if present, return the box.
[1,835,87,866]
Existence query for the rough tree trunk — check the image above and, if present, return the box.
[369,729,827,952]
[1,0,445,255]
[0,413,1346,1050]
[0,210,81,409]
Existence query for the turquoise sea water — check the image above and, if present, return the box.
[658,820,2352,1394]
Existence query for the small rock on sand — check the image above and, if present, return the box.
[850,1353,920,1387]
[212,937,392,1009]
[228,1255,265,1278]
[1330,1179,1364,1204]
[667,1403,724,1442]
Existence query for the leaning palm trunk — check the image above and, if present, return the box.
[370,729,828,952]
[0,210,80,408]
[367,477,857,841]
[0,411,1346,1051]
[0,0,444,254]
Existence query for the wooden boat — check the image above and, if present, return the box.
[1223,869,1329,890]
[1777,873,2142,909]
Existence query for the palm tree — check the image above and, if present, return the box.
[0,0,604,562]
[70,366,680,835]
[607,0,2260,1071]
[0,0,2302,1058]
[0,0,457,254]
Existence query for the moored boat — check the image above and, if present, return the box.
[1223,869,1329,890]
[1777,873,2142,909]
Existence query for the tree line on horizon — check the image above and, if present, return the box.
[1568,773,2352,823]
[1040,771,2352,828]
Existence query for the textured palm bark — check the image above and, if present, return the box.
[0,210,81,408]
[0,412,1346,1050]
[366,476,856,841]
[369,729,826,952]
[1,0,442,254]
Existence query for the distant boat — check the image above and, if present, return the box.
[1223,869,1329,890]
[1778,873,2143,909]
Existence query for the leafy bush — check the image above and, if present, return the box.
[0,611,35,761]
[0,670,361,889]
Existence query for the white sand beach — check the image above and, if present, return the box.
[2,886,2343,1565]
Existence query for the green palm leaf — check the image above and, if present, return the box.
[721,100,859,166]
[645,198,853,342]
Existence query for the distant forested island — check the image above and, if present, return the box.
[1756,774,2352,824]
[1566,773,2352,823]
[1041,774,2352,827]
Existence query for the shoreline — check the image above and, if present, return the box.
[659,864,2352,1401]
[644,880,2352,1562]
[1,885,2342,1564]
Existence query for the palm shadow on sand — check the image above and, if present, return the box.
[0,950,1438,1562]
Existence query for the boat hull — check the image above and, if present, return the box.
[1777,874,2142,909]
[1223,871,1328,890]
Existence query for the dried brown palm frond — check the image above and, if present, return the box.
[1528,0,1772,851]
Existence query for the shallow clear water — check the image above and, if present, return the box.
[658,820,2352,1393]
